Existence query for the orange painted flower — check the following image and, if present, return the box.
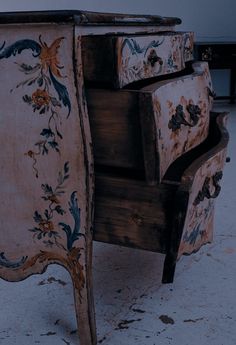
[32,89,50,107]
[39,36,64,78]
[39,220,54,232]
[47,195,60,204]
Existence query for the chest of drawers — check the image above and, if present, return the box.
[0,10,229,345]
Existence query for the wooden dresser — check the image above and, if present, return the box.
[0,10,229,345]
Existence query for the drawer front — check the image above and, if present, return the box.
[178,149,227,257]
[82,32,194,88]
[176,113,229,258]
[117,32,194,87]
[140,62,213,183]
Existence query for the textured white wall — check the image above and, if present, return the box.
[0,0,236,41]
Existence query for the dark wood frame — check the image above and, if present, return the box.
[0,10,181,26]
[195,42,236,103]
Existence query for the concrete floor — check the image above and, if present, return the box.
[0,102,235,345]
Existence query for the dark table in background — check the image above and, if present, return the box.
[195,42,236,103]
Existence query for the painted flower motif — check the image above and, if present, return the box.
[39,220,54,232]
[29,162,69,245]
[39,36,64,78]
[29,210,60,243]
[32,89,51,107]
[0,36,71,178]
[47,195,60,204]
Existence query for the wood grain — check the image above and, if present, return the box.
[86,88,144,170]
[94,174,178,253]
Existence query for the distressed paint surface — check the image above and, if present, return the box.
[0,25,84,279]
[0,24,96,345]
[152,62,213,180]
[117,32,193,87]
[182,31,194,62]
[178,148,227,257]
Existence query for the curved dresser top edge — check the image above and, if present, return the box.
[0,10,181,26]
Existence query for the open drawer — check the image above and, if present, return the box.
[93,112,229,283]
[87,61,213,184]
[82,31,194,88]
[162,112,229,282]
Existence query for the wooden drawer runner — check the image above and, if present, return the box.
[82,32,194,88]
[93,112,229,282]
[87,62,213,184]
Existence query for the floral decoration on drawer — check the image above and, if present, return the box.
[0,36,71,178]
[118,34,184,87]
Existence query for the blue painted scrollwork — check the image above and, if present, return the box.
[0,252,28,269]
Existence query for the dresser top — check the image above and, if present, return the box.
[0,10,181,26]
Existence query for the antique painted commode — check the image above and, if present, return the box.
[0,10,229,345]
